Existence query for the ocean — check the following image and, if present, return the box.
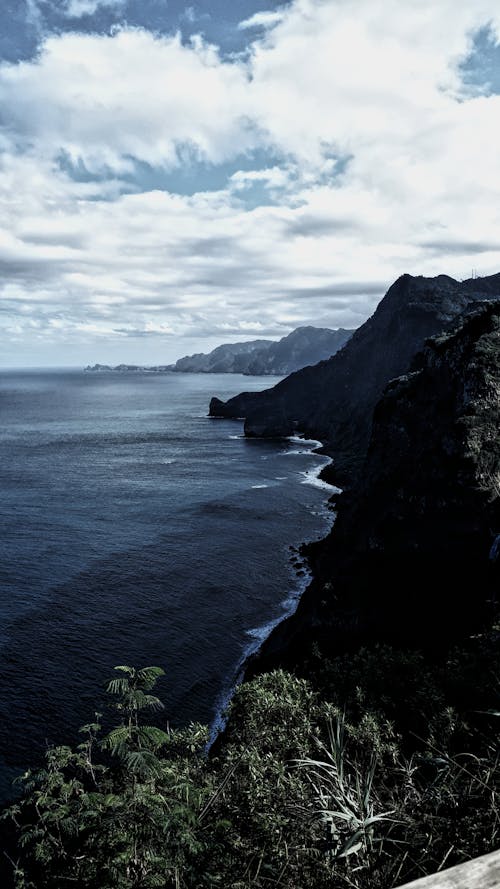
[0,369,334,801]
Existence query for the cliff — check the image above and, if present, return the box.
[210,273,500,483]
[250,301,500,671]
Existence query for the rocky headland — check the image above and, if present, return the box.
[210,273,500,485]
[247,299,500,674]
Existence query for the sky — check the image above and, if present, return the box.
[1,1,500,366]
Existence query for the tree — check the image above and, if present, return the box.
[2,666,210,889]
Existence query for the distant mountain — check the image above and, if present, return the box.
[167,326,353,374]
[84,363,171,372]
[167,339,272,374]
[245,326,353,375]
[210,273,500,483]
[85,326,354,376]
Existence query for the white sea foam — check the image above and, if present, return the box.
[208,433,339,747]
[301,465,341,493]
[208,568,312,744]
[281,434,325,457]
[287,435,321,452]
[162,458,176,464]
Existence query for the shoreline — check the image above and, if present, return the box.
[208,436,339,746]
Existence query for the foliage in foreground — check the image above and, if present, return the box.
[2,627,500,889]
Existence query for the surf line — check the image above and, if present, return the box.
[208,434,340,747]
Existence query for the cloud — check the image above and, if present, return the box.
[0,29,255,173]
[24,0,46,33]
[3,1,500,364]
[284,215,356,238]
[238,10,286,31]
[182,7,197,24]
[113,322,175,337]
[419,239,500,255]
[62,0,127,18]
[230,166,292,191]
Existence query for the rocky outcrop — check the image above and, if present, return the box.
[210,274,500,483]
[250,302,500,669]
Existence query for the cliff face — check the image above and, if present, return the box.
[252,302,500,669]
[210,274,500,481]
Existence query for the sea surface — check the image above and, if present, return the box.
[0,370,334,800]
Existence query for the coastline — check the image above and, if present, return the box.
[209,436,339,745]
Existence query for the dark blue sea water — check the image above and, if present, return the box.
[0,370,334,800]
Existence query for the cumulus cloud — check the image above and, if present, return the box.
[0,29,255,172]
[2,0,500,364]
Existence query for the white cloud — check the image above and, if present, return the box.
[62,0,126,18]
[25,0,45,31]
[230,166,292,191]
[238,10,286,30]
[0,29,255,173]
[3,0,500,364]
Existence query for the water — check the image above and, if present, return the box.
[0,370,334,800]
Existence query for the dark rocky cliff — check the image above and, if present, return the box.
[249,301,500,672]
[210,273,500,483]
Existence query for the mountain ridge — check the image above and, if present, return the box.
[84,326,353,377]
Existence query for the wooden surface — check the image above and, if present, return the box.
[397,849,500,888]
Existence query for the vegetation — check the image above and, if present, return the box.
[2,626,500,888]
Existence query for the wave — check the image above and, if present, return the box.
[209,435,338,746]
[301,466,341,493]
[209,567,312,743]
[281,434,325,457]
